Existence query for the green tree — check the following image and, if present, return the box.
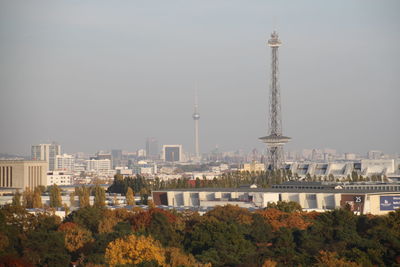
[185,220,255,266]
[32,187,43,208]
[93,185,106,208]
[49,184,62,208]
[267,201,302,213]
[11,190,22,207]
[78,186,91,208]
[22,229,70,266]
[22,188,34,208]
[126,187,135,206]
[146,211,183,248]
[65,206,105,234]
[69,192,76,207]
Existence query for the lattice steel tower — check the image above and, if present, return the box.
[259,31,291,170]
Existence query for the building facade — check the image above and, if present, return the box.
[86,159,111,172]
[162,145,183,162]
[56,154,75,172]
[0,160,48,193]
[153,182,400,215]
[47,171,73,186]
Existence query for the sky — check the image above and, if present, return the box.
[0,0,399,156]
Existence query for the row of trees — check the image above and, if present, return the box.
[1,201,399,266]
[107,170,292,195]
[108,170,385,197]
[11,185,109,209]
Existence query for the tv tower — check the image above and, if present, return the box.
[259,31,291,170]
[192,91,200,160]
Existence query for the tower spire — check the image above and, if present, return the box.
[259,31,291,171]
[192,88,200,160]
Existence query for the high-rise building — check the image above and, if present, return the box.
[192,92,200,160]
[162,145,183,162]
[31,143,61,171]
[55,154,75,172]
[259,31,291,170]
[111,149,122,168]
[146,138,159,159]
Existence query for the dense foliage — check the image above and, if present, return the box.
[0,202,399,266]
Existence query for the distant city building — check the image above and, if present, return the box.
[86,159,111,173]
[146,138,159,159]
[47,171,73,186]
[31,143,61,171]
[361,159,395,176]
[115,167,133,177]
[345,153,357,161]
[241,162,265,172]
[162,145,183,162]
[133,161,157,175]
[283,159,397,178]
[0,160,48,193]
[91,152,112,161]
[137,149,146,158]
[56,154,75,172]
[368,150,383,160]
[111,149,122,168]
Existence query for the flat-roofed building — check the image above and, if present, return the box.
[0,160,48,194]
[153,181,400,215]
[47,171,73,186]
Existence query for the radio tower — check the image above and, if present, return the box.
[259,31,291,170]
[192,91,200,160]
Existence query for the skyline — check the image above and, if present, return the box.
[1,0,399,155]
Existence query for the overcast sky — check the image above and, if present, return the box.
[0,0,399,156]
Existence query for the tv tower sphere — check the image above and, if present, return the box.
[259,31,291,170]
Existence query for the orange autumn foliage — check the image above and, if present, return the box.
[105,234,165,266]
[0,255,34,267]
[130,208,180,231]
[58,222,94,252]
[256,208,312,231]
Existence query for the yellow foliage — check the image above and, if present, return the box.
[105,235,165,266]
[262,259,278,267]
[164,247,211,267]
[315,251,362,267]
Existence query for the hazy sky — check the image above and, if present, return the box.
[0,0,399,156]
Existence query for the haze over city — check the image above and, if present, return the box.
[0,0,399,156]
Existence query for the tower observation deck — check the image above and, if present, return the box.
[259,31,291,170]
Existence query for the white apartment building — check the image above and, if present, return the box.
[86,159,111,174]
[56,154,75,172]
[47,171,73,186]
[31,143,61,171]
